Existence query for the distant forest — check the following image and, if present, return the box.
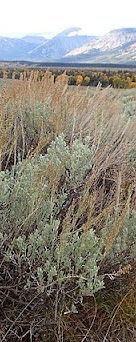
[1,63,136,88]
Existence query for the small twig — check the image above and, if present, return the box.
[81,295,97,342]
[102,289,132,342]
[21,329,30,340]
[1,292,39,342]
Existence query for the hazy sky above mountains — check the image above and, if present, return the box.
[1,0,136,38]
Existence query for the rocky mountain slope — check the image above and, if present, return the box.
[0,37,37,60]
[63,28,136,64]
[27,28,96,61]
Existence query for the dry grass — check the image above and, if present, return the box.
[0,70,136,342]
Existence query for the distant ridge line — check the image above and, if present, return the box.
[0,60,136,69]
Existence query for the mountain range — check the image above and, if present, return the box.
[0,27,136,64]
[63,28,136,64]
[0,28,95,62]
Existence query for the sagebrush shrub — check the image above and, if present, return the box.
[0,134,103,301]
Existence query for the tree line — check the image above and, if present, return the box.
[1,67,136,88]
[67,69,136,88]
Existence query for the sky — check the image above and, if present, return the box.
[1,0,136,38]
